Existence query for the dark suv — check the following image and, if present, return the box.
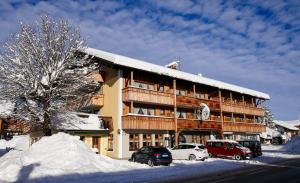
[131,146,172,166]
[238,140,262,157]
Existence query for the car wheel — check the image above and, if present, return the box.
[208,153,213,158]
[148,159,154,167]
[188,154,196,161]
[234,154,242,161]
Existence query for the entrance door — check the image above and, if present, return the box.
[92,136,101,154]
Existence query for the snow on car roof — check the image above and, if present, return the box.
[206,139,239,143]
[84,47,270,100]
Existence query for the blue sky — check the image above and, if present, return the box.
[0,0,299,120]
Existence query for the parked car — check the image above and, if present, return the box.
[237,140,262,157]
[131,146,172,166]
[169,143,209,161]
[206,140,252,160]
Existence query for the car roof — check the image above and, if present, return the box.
[178,143,204,146]
[206,139,238,143]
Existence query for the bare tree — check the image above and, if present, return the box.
[0,15,99,135]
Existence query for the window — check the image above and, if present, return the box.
[147,108,155,116]
[80,136,85,141]
[107,134,113,151]
[148,84,155,91]
[134,81,147,89]
[160,109,165,116]
[158,85,164,92]
[134,107,154,116]
[143,134,152,146]
[176,110,186,119]
[155,134,164,146]
[134,107,147,115]
[92,137,99,149]
[129,134,139,151]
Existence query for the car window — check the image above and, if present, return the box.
[207,142,212,146]
[215,142,223,147]
[140,147,146,152]
[153,147,169,153]
[198,145,205,149]
[186,145,196,149]
[226,143,234,149]
[172,145,179,150]
[244,142,250,146]
[233,143,243,148]
[180,145,187,149]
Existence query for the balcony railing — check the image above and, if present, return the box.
[176,95,221,110]
[122,115,175,130]
[222,102,265,116]
[177,119,222,130]
[122,87,174,106]
[81,94,104,109]
[223,122,265,133]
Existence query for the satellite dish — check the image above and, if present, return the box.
[196,103,210,120]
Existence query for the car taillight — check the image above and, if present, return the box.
[153,153,161,157]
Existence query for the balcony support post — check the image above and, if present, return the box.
[218,89,224,139]
[130,101,134,113]
[230,92,233,104]
[193,84,196,97]
[173,79,178,145]
[130,70,134,86]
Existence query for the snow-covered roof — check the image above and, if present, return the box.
[285,120,300,127]
[0,100,14,117]
[273,120,299,131]
[85,48,270,100]
[52,112,108,131]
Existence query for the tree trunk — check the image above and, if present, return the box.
[43,99,52,136]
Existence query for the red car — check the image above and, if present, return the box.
[206,140,252,160]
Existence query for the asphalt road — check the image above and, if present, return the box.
[159,158,300,183]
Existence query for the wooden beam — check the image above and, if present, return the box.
[230,92,233,104]
[218,89,224,139]
[130,101,134,113]
[173,79,178,145]
[130,70,134,86]
[193,84,196,97]
[242,95,245,106]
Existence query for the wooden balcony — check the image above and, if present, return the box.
[122,115,175,130]
[222,102,265,116]
[82,94,104,109]
[122,87,174,106]
[223,122,266,133]
[177,119,222,130]
[176,95,221,110]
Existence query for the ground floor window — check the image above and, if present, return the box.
[107,134,113,151]
[155,134,164,146]
[92,136,99,149]
[129,134,139,151]
[143,134,152,146]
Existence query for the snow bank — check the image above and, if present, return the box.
[0,133,147,182]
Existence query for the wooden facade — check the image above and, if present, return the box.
[122,115,175,130]
[122,87,174,106]
[121,69,267,136]
[223,122,266,133]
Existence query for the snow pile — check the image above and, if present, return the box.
[0,133,147,182]
[282,135,300,153]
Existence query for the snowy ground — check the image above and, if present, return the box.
[0,133,299,183]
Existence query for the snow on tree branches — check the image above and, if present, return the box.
[0,15,99,135]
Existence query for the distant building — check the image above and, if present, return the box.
[273,120,299,142]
